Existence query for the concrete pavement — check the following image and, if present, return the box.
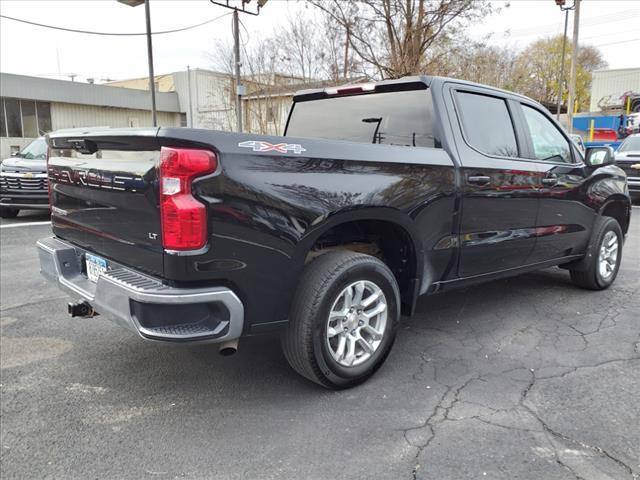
[1,209,639,479]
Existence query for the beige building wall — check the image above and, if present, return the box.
[243,95,293,136]
[105,74,176,93]
[50,102,182,129]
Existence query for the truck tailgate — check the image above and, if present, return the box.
[47,130,164,276]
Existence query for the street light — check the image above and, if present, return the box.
[554,0,574,121]
[117,0,157,126]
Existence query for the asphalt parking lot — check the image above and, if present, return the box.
[1,209,639,480]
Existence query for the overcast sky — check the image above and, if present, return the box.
[0,0,638,83]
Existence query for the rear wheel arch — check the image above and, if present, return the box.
[295,211,423,315]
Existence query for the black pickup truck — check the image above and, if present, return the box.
[38,76,631,388]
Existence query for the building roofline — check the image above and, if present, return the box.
[0,72,182,113]
[593,67,640,73]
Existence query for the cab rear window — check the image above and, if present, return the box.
[286,89,440,148]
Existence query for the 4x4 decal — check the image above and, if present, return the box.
[238,140,307,155]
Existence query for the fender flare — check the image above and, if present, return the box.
[292,207,425,312]
[598,194,632,234]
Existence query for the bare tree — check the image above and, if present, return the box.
[430,38,518,90]
[310,0,492,79]
[208,13,366,135]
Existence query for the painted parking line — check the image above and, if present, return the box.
[0,221,51,229]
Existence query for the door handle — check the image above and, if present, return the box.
[541,176,558,186]
[467,175,491,185]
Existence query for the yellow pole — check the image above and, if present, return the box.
[627,96,631,115]
[589,119,595,141]
[574,99,579,115]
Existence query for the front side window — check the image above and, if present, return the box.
[522,104,572,163]
[455,91,519,158]
[286,89,439,148]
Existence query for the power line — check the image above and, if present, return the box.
[501,9,639,38]
[582,28,639,41]
[593,38,640,48]
[0,12,231,36]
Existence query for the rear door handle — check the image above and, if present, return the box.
[467,175,491,185]
[541,176,558,186]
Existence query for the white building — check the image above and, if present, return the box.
[0,72,184,159]
[106,69,237,131]
[590,67,640,112]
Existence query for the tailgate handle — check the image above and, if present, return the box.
[467,175,491,185]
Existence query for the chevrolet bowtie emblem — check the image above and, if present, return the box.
[631,164,640,170]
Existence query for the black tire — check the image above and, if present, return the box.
[0,208,19,219]
[281,250,400,389]
[570,216,623,290]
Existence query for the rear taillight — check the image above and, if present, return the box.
[159,147,217,250]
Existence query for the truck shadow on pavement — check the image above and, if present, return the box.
[70,265,631,396]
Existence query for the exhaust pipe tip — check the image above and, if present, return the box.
[218,339,238,356]
[68,300,96,318]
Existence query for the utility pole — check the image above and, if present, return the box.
[144,0,157,126]
[233,9,243,132]
[187,65,194,128]
[343,22,350,79]
[554,0,574,121]
[567,0,580,133]
[118,0,157,126]
[210,1,268,133]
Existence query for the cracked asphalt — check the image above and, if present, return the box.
[1,209,639,480]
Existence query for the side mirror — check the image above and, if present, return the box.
[585,146,615,167]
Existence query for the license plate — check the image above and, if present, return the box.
[85,253,107,283]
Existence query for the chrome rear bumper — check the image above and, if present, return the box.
[37,236,244,343]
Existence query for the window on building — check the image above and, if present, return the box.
[21,100,38,138]
[266,106,275,123]
[0,99,6,137]
[455,91,519,158]
[0,98,52,137]
[36,102,52,134]
[180,113,187,127]
[4,98,22,137]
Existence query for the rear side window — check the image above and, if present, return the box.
[455,91,518,158]
[286,89,439,148]
[521,105,572,163]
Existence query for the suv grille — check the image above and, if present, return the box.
[0,174,48,191]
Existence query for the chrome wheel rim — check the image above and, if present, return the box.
[598,230,618,281]
[326,280,388,367]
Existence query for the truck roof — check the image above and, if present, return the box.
[293,75,534,105]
